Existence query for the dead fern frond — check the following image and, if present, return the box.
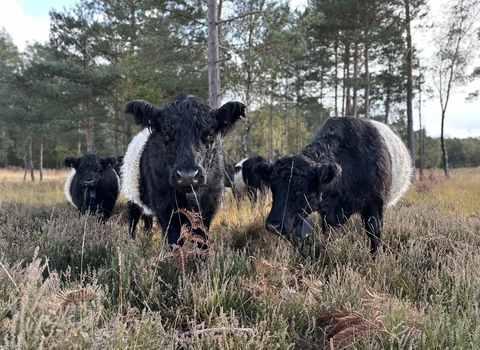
[49,286,96,309]
[176,208,208,234]
[315,308,386,350]
[0,317,10,333]
[172,225,209,272]
[244,257,287,297]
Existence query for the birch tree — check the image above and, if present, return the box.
[431,0,480,178]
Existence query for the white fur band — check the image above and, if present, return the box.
[64,168,78,209]
[370,120,413,206]
[120,129,154,215]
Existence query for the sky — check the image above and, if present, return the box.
[1,0,479,139]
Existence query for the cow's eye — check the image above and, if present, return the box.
[162,132,171,142]
[203,131,216,142]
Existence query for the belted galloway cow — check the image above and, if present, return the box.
[64,153,120,222]
[233,156,268,203]
[253,117,412,256]
[121,93,245,246]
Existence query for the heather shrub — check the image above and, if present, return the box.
[1,168,480,348]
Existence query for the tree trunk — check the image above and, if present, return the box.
[23,148,27,182]
[39,135,43,182]
[269,83,274,162]
[418,78,424,180]
[441,110,450,178]
[364,23,370,119]
[405,0,415,178]
[384,83,391,124]
[114,91,120,158]
[207,0,221,109]
[344,42,351,116]
[28,137,34,182]
[123,0,137,148]
[334,38,339,116]
[86,116,94,153]
[241,117,251,159]
[352,33,359,117]
[241,7,255,159]
[284,82,289,156]
[296,103,301,153]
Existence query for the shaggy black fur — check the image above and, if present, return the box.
[64,153,119,222]
[123,93,245,246]
[254,117,393,255]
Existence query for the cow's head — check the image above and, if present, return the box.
[254,155,341,235]
[64,154,116,189]
[124,94,245,190]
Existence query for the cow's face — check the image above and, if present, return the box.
[65,154,115,189]
[125,94,245,190]
[254,156,340,235]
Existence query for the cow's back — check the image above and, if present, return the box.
[313,117,392,194]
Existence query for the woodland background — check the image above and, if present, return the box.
[0,0,479,179]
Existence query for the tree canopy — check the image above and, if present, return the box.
[0,0,479,175]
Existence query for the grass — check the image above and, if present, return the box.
[1,167,480,349]
[0,168,68,205]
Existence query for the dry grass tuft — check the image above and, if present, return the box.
[315,308,387,350]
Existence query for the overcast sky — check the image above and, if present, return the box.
[1,0,479,139]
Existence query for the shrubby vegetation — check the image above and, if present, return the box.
[1,168,480,349]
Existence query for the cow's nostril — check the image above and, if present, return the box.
[177,169,199,187]
[84,180,95,187]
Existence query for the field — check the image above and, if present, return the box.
[1,167,480,349]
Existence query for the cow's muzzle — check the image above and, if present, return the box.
[176,169,200,187]
[84,179,96,188]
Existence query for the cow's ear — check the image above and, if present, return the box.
[313,163,341,191]
[103,157,116,169]
[64,157,78,169]
[124,100,162,128]
[213,101,246,134]
[252,161,273,184]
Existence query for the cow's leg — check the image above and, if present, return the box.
[127,201,142,239]
[156,210,182,247]
[362,198,384,256]
[143,215,153,234]
[247,186,257,204]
